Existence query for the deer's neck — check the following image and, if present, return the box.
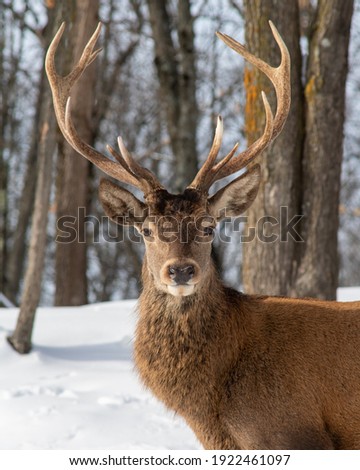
[134,256,246,419]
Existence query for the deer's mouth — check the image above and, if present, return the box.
[166,284,196,297]
[159,258,200,297]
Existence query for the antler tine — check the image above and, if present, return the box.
[45,22,102,143]
[117,137,164,192]
[106,143,129,168]
[188,116,223,189]
[216,20,290,140]
[106,142,160,193]
[189,21,290,193]
[64,98,142,188]
[67,22,103,85]
[214,91,274,180]
[46,22,163,195]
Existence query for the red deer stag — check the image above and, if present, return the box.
[46,22,360,450]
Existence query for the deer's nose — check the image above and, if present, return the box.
[168,265,195,285]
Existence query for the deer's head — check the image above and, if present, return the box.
[45,21,290,297]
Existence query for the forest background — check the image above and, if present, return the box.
[0,0,359,312]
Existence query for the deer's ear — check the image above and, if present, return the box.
[208,164,261,221]
[99,179,147,228]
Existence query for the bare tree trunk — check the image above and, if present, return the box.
[55,0,99,306]
[293,0,354,299]
[0,77,6,295]
[7,110,56,352]
[242,0,353,300]
[0,159,7,294]
[146,0,198,192]
[0,1,30,300]
[0,4,10,295]
[7,6,59,354]
[242,0,304,296]
[4,73,43,304]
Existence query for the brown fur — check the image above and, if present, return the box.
[100,182,360,450]
[47,19,354,449]
[135,260,360,449]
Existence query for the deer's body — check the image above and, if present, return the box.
[46,20,360,449]
[136,261,360,449]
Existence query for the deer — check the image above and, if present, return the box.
[45,21,360,450]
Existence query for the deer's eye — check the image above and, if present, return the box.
[142,228,153,238]
[204,226,215,237]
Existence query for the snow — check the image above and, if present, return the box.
[337,287,360,302]
[0,301,199,450]
[0,287,359,450]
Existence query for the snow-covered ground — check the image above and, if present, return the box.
[0,288,359,450]
[0,300,199,450]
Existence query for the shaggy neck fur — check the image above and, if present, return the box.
[134,256,249,448]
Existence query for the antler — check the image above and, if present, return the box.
[45,22,164,196]
[188,21,291,193]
